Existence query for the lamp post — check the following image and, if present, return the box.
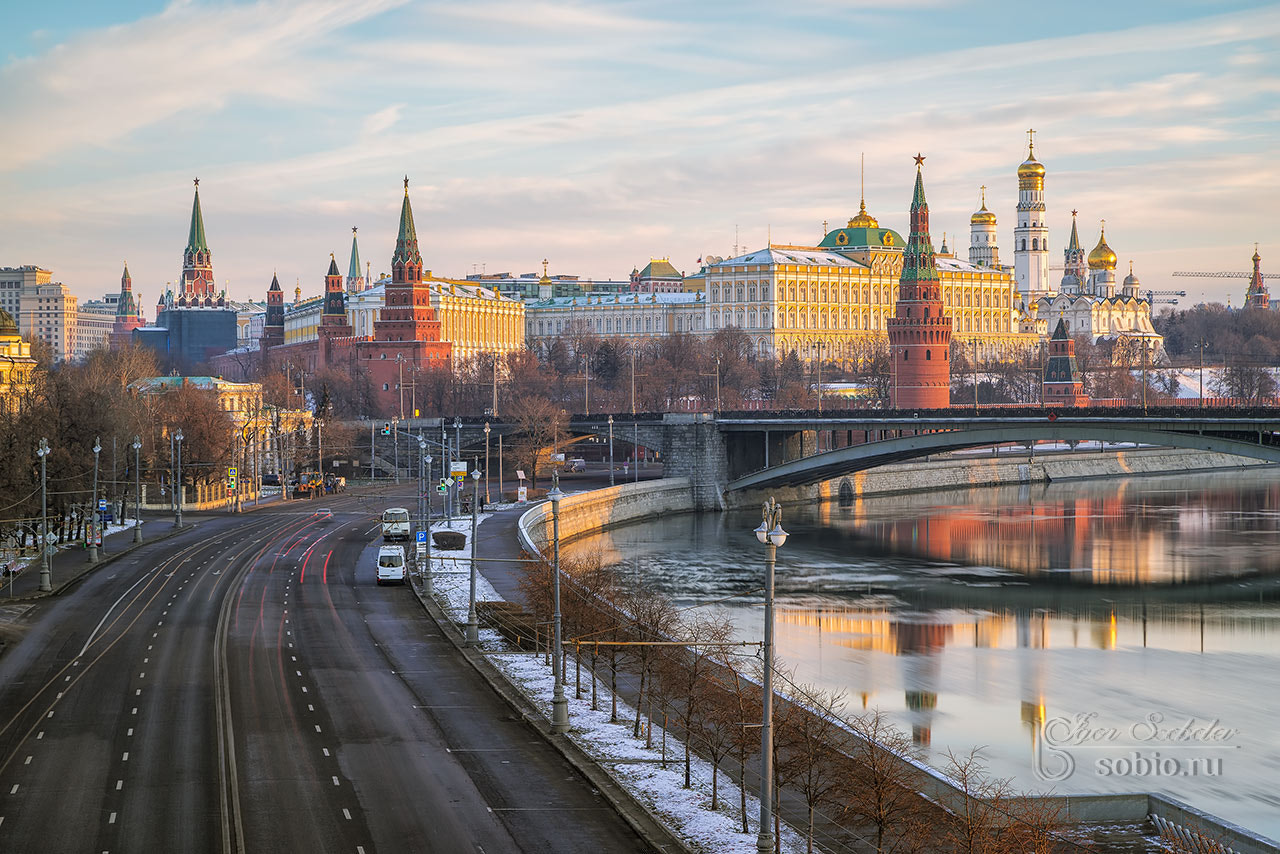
[392,417,400,484]
[465,467,481,646]
[423,451,433,596]
[417,433,426,530]
[132,436,143,543]
[396,353,405,420]
[484,422,491,505]
[548,472,569,732]
[317,418,325,489]
[753,496,788,854]
[443,423,451,523]
[607,414,615,487]
[37,438,51,592]
[453,416,462,521]
[88,437,102,563]
[174,429,184,528]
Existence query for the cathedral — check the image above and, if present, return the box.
[975,132,1163,356]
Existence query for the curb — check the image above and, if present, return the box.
[8,521,194,603]
[409,576,695,854]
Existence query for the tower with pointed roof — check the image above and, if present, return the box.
[261,273,285,356]
[179,178,218,307]
[1245,246,1269,309]
[374,178,441,343]
[347,227,365,294]
[1060,210,1087,294]
[968,186,999,268]
[887,155,952,409]
[1014,130,1050,303]
[319,253,354,367]
[111,262,143,348]
[1043,318,1089,407]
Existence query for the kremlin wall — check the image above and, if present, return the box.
[18,133,1269,417]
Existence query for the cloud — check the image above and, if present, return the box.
[0,0,408,171]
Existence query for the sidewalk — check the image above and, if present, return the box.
[1,515,185,601]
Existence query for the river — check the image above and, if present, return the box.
[565,468,1280,841]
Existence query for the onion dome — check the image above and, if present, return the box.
[1017,132,1045,188]
[1123,261,1140,288]
[970,186,996,225]
[1088,223,1117,271]
[0,307,16,335]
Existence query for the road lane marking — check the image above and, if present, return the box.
[301,686,307,693]
[46,711,53,718]
[131,708,137,715]
[9,785,18,794]
[116,780,123,790]
[108,812,117,824]
[135,689,141,696]
[122,752,129,761]
[308,705,314,711]
[127,728,133,736]
[23,756,30,765]
[343,809,352,820]
[332,776,340,786]
[315,725,321,733]
[36,732,43,739]
[80,568,166,656]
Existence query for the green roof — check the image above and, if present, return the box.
[817,226,906,251]
[348,230,362,279]
[187,184,208,252]
[639,259,681,279]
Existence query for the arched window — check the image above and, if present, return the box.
[903,350,909,361]
[1020,239,1027,250]
[926,350,932,360]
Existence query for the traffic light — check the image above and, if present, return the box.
[437,479,448,493]
[381,422,391,436]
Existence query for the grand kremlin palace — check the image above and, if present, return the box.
[703,203,1036,367]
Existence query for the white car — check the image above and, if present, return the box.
[376,545,407,586]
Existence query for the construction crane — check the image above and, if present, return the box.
[1173,270,1269,280]
[1144,289,1185,306]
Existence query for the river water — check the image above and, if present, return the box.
[565,468,1280,841]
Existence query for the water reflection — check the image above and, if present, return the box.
[566,469,1280,840]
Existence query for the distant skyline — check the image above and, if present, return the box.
[1,0,1277,307]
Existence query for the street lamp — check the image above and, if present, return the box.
[88,437,102,563]
[442,423,451,523]
[753,496,788,853]
[453,416,462,521]
[174,429,184,528]
[37,438,51,592]
[423,450,433,596]
[465,467,481,646]
[483,422,491,505]
[548,473,569,733]
[132,436,143,543]
[607,415,615,486]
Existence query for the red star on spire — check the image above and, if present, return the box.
[913,153,925,167]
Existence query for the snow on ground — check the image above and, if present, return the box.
[421,513,812,854]
[2,518,141,575]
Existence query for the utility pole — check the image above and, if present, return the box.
[754,497,788,854]
[815,345,822,413]
[582,355,590,416]
[608,415,615,487]
[483,422,491,504]
[492,356,499,418]
[1141,341,1149,413]
[549,472,569,733]
[174,430,184,528]
[1198,338,1206,408]
[465,467,481,646]
[973,341,980,412]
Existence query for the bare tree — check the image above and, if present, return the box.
[842,710,931,854]
[505,393,566,488]
[779,685,847,854]
[657,612,734,788]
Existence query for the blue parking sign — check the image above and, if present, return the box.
[416,531,427,543]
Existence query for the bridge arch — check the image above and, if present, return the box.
[726,424,1280,492]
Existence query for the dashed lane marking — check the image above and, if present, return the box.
[115,780,123,791]
[343,809,352,821]
[332,776,340,787]
[108,812,117,824]
[322,748,330,757]
[23,756,30,765]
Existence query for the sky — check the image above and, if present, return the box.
[1,0,1278,308]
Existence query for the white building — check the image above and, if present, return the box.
[1013,133,1051,302]
[525,291,705,348]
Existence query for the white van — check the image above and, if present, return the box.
[376,545,407,586]
[381,507,411,542]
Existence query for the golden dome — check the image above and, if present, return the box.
[848,200,878,229]
[1088,225,1117,271]
[970,185,995,224]
[1017,157,1045,180]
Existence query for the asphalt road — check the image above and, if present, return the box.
[0,486,652,853]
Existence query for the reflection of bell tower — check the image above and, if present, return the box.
[1017,610,1049,761]
[897,620,946,746]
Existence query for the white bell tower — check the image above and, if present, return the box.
[1014,129,1050,302]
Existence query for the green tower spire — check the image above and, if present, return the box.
[901,155,939,284]
[348,227,362,280]
[392,176,423,282]
[187,178,208,253]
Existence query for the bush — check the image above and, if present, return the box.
[433,530,466,550]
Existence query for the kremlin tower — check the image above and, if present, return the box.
[373,178,442,343]
[347,227,366,294]
[318,253,353,367]
[177,179,221,307]
[1042,318,1089,407]
[110,262,143,347]
[1060,211,1088,294]
[261,273,284,356]
[887,155,952,409]
[1014,130,1050,303]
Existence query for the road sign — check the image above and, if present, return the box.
[445,477,456,487]
[517,486,528,503]
[45,532,57,545]
[45,545,58,558]
[450,462,467,476]
[416,544,426,559]
[229,466,238,476]
[98,498,107,511]
[416,530,427,543]
[515,470,526,481]
[551,453,565,463]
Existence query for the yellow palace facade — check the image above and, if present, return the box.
[703,203,1037,366]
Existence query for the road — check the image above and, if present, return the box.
[0,487,652,853]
